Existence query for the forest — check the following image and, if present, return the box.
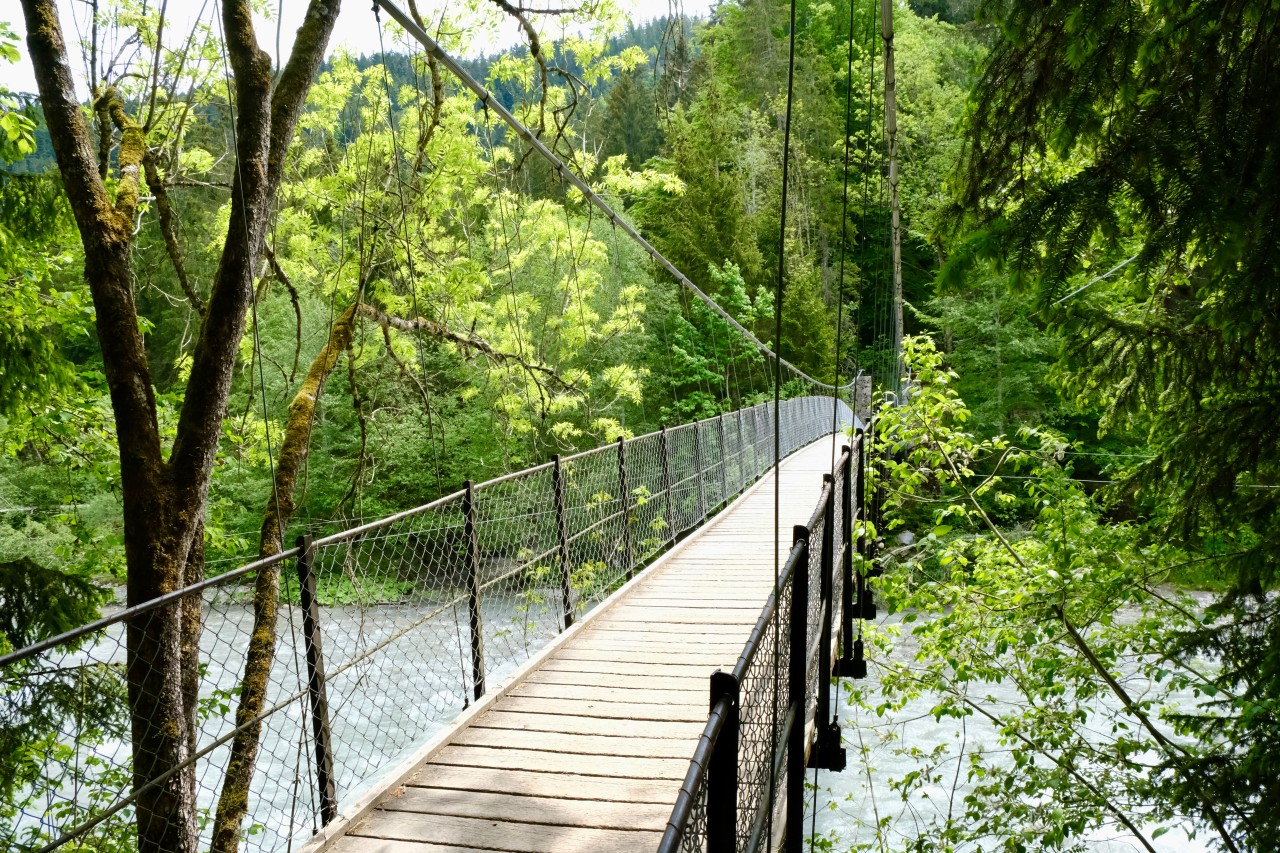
[0,0,1277,851]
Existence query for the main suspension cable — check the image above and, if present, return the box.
[370,0,851,395]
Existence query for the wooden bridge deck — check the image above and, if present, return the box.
[314,438,839,853]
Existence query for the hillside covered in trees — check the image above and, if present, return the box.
[1,0,1277,851]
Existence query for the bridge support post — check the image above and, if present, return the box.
[616,438,634,580]
[863,420,881,622]
[693,419,707,521]
[660,426,676,543]
[786,524,809,853]
[707,670,740,852]
[295,534,338,825]
[734,409,746,493]
[810,477,846,771]
[462,481,486,699]
[551,456,575,630]
[836,441,863,679]
[717,414,729,505]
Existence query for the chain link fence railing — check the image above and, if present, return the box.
[1,392,851,853]
[660,423,875,853]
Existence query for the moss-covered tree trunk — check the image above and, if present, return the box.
[209,303,356,853]
[19,2,341,851]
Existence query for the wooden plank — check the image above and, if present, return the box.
[493,695,707,722]
[380,787,672,831]
[620,597,769,608]
[453,726,697,759]
[429,744,687,780]
[524,670,711,690]
[468,710,702,739]
[534,658,724,677]
[569,637,746,653]
[598,608,760,624]
[510,681,702,705]
[583,622,753,635]
[408,764,678,804]
[349,810,662,853]
[550,647,739,665]
[330,838,507,853]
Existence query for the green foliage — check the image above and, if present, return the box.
[947,3,1280,845]
[849,336,1248,852]
[925,272,1064,437]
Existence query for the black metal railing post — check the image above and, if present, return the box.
[810,479,846,770]
[786,525,810,853]
[693,419,707,521]
[616,437,634,579]
[707,669,740,852]
[863,422,880,622]
[295,534,338,825]
[551,455,575,630]
[836,443,859,678]
[660,426,676,543]
[734,408,746,492]
[462,481,486,699]
[717,413,729,505]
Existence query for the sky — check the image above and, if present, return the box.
[2,0,712,95]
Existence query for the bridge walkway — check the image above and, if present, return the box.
[313,437,838,853]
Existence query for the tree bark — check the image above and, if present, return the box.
[20,1,340,851]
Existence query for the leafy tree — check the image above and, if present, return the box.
[18,1,341,849]
[946,2,1280,845]
[847,337,1249,852]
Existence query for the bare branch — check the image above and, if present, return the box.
[144,153,205,315]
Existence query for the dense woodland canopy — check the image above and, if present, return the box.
[0,0,1276,850]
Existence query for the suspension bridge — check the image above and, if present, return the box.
[0,0,906,848]
[2,390,882,853]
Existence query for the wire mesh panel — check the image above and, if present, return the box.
[735,560,794,850]
[664,423,702,538]
[559,445,629,614]
[676,771,710,853]
[473,466,564,664]
[625,431,672,563]
[831,457,847,653]
[0,553,319,853]
[804,505,827,727]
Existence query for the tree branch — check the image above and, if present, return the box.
[355,302,576,394]
[144,154,205,315]
[264,246,302,382]
[169,0,338,508]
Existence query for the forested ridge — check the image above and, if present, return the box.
[0,0,1276,851]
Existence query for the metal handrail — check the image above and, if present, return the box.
[659,693,735,849]
[0,547,299,669]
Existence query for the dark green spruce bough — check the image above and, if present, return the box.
[943,1,1279,848]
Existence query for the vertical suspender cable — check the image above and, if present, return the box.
[771,0,801,848]
[880,0,903,397]
[832,0,858,472]
[817,0,864,838]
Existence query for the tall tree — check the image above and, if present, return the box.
[18,1,341,850]
[948,0,1280,846]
